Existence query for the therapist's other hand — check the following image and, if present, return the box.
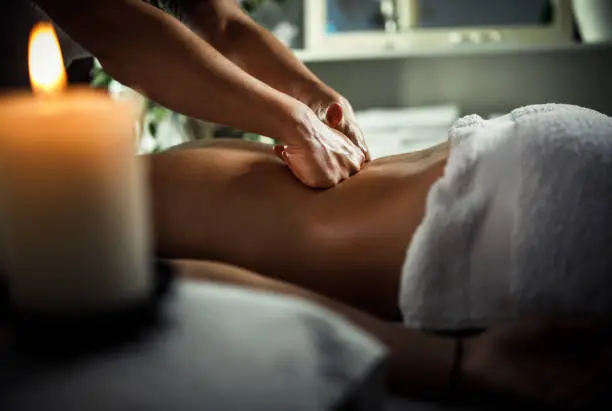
[462,317,612,408]
[275,103,366,188]
[314,97,370,162]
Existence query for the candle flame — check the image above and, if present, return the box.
[28,22,67,95]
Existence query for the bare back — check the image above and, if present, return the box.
[147,139,447,318]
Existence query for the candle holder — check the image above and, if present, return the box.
[5,260,175,357]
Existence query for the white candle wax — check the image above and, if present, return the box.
[0,89,152,313]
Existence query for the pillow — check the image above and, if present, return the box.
[1,280,387,410]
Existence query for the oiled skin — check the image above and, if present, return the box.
[147,139,448,319]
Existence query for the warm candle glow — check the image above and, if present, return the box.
[28,22,67,95]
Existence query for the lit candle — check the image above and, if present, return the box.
[0,23,152,314]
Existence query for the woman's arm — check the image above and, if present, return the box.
[35,0,365,187]
[178,0,370,156]
[180,0,339,108]
[173,259,456,399]
[35,0,303,142]
[171,259,612,406]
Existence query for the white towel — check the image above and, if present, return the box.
[400,104,612,330]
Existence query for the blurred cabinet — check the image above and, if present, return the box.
[302,0,574,60]
[252,1,612,117]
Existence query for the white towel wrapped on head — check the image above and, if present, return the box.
[400,104,612,331]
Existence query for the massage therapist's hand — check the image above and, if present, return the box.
[312,97,370,162]
[274,103,367,188]
[461,318,612,408]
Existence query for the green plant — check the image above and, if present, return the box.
[91,60,187,153]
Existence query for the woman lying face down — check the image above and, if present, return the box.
[148,104,612,406]
[148,104,612,328]
[148,135,446,320]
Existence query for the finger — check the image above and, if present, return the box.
[283,151,337,189]
[351,129,371,162]
[358,137,372,162]
[281,148,291,167]
[347,144,366,172]
[273,144,286,162]
[324,100,370,160]
[349,156,364,176]
[334,155,357,182]
[361,146,371,162]
[306,171,338,189]
[335,167,351,184]
[326,102,344,128]
[337,157,363,180]
[318,155,345,187]
[321,156,344,187]
[337,150,364,177]
[342,126,371,162]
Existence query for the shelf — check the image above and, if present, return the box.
[294,41,612,63]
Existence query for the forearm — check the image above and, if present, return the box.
[186,0,341,107]
[35,0,304,141]
[173,259,455,399]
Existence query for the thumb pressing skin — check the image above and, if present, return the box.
[326,102,344,128]
[274,144,289,165]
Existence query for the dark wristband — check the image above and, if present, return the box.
[447,337,464,403]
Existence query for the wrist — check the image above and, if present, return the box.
[458,334,490,401]
[447,337,465,402]
[273,98,314,145]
